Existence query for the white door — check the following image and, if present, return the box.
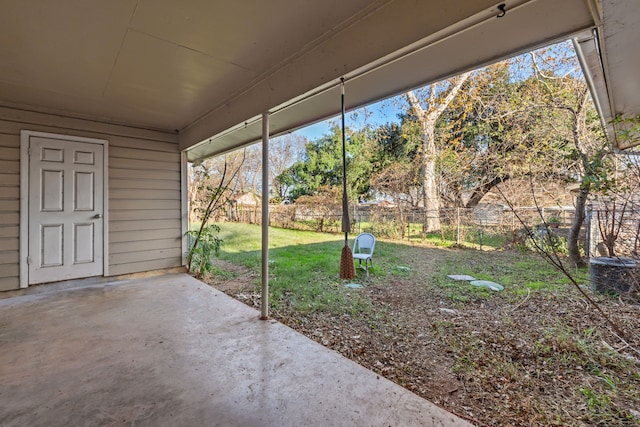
[27,135,104,284]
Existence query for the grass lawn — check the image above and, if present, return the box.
[215,223,572,310]
[207,222,640,427]
[215,224,369,314]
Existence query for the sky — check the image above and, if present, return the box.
[289,95,404,141]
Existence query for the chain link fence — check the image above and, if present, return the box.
[220,203,640,254]
[586,204,640,258]
[203,200,640,256]
[220,203,581,250]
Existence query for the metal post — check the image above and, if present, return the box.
[260,112,270,320]
[586,203,594,257]
[456,207,461,245]
[353,201,357,233]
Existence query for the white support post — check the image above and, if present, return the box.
[180,151,189,267]
[261,112,270,320]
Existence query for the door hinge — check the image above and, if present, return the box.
[27,256,31,265]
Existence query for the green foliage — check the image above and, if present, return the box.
[547,216,561,224]
[271,40,618,232]
[524,228,569,255]
[376,118,421,161]
[612,114,640,147]
[582,147,616,194]
[279,125,377,202]
[580,386,612,412]
[186,224,222,278]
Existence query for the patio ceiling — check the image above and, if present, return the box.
[0,1,637,159]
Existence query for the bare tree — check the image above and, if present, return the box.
[269,134,306,202]
[371,162,416,239]
[526,47,610,267]
[188,149,249,222]
[236,145,262,194]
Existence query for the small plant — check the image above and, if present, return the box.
[547,216,561,227]
[525,227,568,254]
[187,150,246,277]
[186,224,222,278]
[580,386,612,412]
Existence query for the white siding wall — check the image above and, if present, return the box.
[0,107,182,291]
[0,130,20,291]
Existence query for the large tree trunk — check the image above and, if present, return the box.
[422,121,441,232]
[567,88,591,268]
[568,186,589,267]
[464,176,508,208]
[406,72,471,234]
[398,204,406,240]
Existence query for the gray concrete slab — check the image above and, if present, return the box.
[0,273,471,427]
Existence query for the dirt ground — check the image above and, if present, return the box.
[207,253,640,427]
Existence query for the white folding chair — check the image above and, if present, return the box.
[352,233,376,276]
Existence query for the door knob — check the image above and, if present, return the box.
[93,214,103,219]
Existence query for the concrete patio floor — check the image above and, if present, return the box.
[0,273,471,426]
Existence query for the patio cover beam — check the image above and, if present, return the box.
[183,0,595,162]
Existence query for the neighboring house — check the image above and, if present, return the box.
[0,1,637,291]
[228,192,261,223]
[232,192,261,207]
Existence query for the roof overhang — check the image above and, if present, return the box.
[573,0,640,150]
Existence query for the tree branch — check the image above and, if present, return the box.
[497,182,628,341]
